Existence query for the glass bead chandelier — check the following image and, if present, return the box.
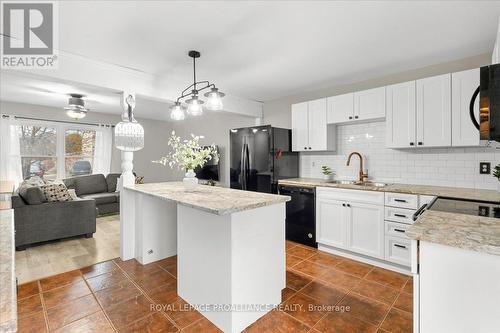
[115,94,144,151]
[169,50,225,120]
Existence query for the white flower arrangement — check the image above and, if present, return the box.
[153,131,219,172]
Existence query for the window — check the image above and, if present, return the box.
[65,129,96,177]
[17,125,58,181]
[13,121,107,181]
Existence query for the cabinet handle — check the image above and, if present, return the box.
[349,116,353,120]
[394,244,407,249]
[394,228,406,233]
[347,203,351,207]
[394,213,407,218]
[308,147,312,149]
[354,116,358,119]
[409,142,414,146]
[304,147,307,150]
[418,142,423,146]
[394,199,407,203]
[342,203,346,207]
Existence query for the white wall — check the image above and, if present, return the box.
[262,54,500,190]
[0,101,257,185]
[0,101,175,183]
[263,54,491,129]
[301,121,499,190]
[168,112,256,186]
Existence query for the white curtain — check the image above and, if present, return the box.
[93,125,113,175]
[0,116,23,187]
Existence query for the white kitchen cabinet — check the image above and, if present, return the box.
[386,81,416,148]
[291,98,335,152]
[346,202,385,259]
[291,102,309,152]
[354,87,386,121]
[451,69,480,147]
[385,236,411,266]
[308,98,328,150]
[316,198,346,249]
[327,93,354,124]
[416,74,452,147]
[316,187,384,260]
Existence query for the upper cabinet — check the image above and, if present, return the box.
[327,93,354,123]
[451,69,479,147]
[354,87,386,121]
[386,81,416,148]
[327,88,385,124]
[416,74,452,147]
[386,74,452,148]
[291,98,335,152]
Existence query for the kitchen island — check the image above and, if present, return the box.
[121,182,290,333]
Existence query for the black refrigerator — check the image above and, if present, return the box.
[230,125,299,194]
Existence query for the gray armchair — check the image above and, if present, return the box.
[12,195,96,251]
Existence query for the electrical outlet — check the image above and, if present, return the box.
[479,162,491,174]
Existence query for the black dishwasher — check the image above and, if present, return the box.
[278,185,317,248]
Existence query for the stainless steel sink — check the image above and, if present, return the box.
[328,180,390,187]
[328,180,357,185]
[360,181,389,187]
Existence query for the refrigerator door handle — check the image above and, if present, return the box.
[240,141,249,190]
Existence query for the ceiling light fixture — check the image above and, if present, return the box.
[169,50,225,120]
[64,94,88,119]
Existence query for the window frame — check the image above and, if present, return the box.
[15,119,100,180]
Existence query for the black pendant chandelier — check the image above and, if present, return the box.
[170,50,225,120]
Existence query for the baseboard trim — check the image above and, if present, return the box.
[318,244,411,276]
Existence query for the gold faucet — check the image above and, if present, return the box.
[346,152,368,183]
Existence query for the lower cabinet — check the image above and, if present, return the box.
[346,202,384,259]
[316,198,346,249]
[385,235,411,266]
[316,187,384,259]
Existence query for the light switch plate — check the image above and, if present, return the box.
[479,162,491,174]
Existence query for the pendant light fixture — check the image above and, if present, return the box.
[115,94,145,152]
[169,50,225,120]
[64,94,89,119]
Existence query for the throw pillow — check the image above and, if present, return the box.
[67,189,79,200]
[40,184,73,202]
[18,184,46,205]
[135,176,144,184]
[24,176,46,187]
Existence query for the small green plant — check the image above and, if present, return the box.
[321,165,333,176]
[493,164,500,181]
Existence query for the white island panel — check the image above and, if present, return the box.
[177,203,285,333]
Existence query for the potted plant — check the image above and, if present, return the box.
[154,131,219,190]
[321,165,334,180]
[494,164,500,192]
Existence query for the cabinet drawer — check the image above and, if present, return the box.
[385,221,410,238]
[385,236,411,267]
[317,187,384,205]
[385,192,418,209]
[385,207,416,225]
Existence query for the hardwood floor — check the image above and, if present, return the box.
[17,240,413,332]
[15,214,120,284]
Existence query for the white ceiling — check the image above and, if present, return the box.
[1,1,500,118]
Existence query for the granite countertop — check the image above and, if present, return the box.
[278,178,500,202]
[124,182,290,215]
[279,177,500,256]
[0,210,16,332]
[407,210,500,256]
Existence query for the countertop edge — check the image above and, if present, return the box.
[123,184,290,216]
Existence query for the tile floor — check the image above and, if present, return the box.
[15,214,120,284]
[17,241,412,332]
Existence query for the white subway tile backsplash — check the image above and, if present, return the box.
[300,121,499,190]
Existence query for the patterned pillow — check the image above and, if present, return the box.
[40,184,72,202]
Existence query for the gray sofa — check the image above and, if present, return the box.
[12,173,121,250]
[63,174,120,215]
[12,194,97,251]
